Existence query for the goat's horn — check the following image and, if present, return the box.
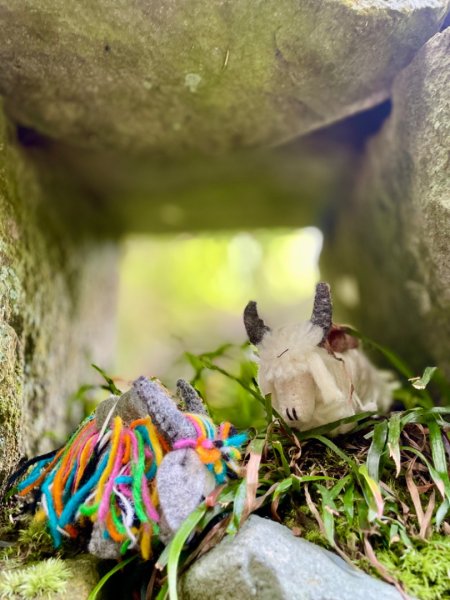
[244,301,270,345]
[311,282,332,343]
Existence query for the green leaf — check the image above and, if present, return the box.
[387,413,402,477]
[154,581,169,600]
[409,367,437,390]
[272,440,291,476]
[427,419,450,502]
[298,412,375,439]
[316,484,337,546]
[342,484,355,522]
[91,363,122,395]
[87,555,137,600]
[309,435,359,474]
[403,445,450,503]
[167,503,208,600]
[272,477,293,501]
[226,478,247,535]
[264,393,273,426]
[358,464,384,520]
[435,499,449,530]
[329,474,352,500]
[293,475,334,484]
[366,421,388,481]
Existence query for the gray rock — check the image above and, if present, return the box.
[181,515,407,600]
[0,1,447,157]
[157,448,216,543]
[322,28,450,377]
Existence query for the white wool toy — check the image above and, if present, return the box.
[244,283,394,435]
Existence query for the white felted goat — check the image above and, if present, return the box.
[244,283,394,435]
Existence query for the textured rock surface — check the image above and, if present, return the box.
[0,102,118,494]
[181,515,407,599]
[322,29,450,377]
[0,1,447,157]
[56,556,101,600]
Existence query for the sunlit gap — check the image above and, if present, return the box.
[116,227,323,388]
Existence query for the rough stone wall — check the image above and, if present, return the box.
[0,0,447,156]
[322,29,450,377]
[0,103,118,492]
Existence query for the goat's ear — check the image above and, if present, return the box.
[325,325,359,354]
[244,301,271,345]
[133,376,196,443]
[176,379,208,415]
[311,282,333,345]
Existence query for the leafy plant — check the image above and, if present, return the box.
[177,338,450,598]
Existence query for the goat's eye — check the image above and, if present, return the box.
[277,348,289,358]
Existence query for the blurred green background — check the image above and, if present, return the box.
[114,227,324,427]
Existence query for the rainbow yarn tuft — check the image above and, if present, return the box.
[15,411,247,559]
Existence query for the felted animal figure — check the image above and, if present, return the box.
[244,282,394,435]
[9,377,247,560]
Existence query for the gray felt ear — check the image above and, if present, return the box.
[133,376,197,444]
[176,379,208,416]
[157,449,216,543]
[88,522,121,560]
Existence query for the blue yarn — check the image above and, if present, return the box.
[145,462,157,480]
[41,471,61,547]
[115,475,133,485]
[135,425,152,450]
[202,417,216,439]
[17,458,54,492]
[224,433,248,448]
[59,452,109,528]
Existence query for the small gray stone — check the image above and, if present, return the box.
[157,448,216,543]
[181,515,409,600]
[88,522,121,560]
[95,388,149,429]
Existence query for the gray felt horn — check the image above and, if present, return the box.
[243,301,271,346]
[310,282,333,345]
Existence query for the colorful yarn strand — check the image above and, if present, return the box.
[14,411,248,558]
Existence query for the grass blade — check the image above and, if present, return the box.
[427,418,450,502]
[272,440,291,476]
[87,555,137,600]
[387,413,402,477]
[409,367,437,390]
[367,421,388,481]
[167,503,208,600]
[316,484,337,546]
[358,464,384,520]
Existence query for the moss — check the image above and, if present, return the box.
[0,558,70,599]
[377,536,450,600]
[0,100,119,497]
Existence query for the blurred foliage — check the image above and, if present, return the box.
[116,228,322,385]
